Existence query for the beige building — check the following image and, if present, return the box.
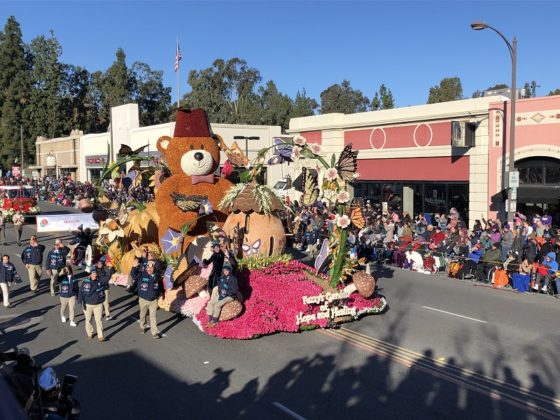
[32,129,83,179]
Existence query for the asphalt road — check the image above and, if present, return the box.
[1,201,559,419]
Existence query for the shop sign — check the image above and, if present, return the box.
[86,156,107,167]
[45,154,56,167]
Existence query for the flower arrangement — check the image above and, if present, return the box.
[237,253,292,270]
[264,137,360,287]
[192,260,386,340]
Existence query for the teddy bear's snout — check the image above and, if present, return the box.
[194,152,204,161]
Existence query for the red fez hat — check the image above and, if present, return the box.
[174,108,214,138]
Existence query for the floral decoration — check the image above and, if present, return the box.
[325,167,338,181]
[98,219,125,243]
[161,228,184,255]
[336,215,351,229]
[190,261,386,340]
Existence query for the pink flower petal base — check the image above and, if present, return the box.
[170,260,387,340]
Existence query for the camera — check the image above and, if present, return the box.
[60,374,77,398]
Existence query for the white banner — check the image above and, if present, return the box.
[36,214,99,233]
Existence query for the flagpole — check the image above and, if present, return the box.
[176,35,180,109]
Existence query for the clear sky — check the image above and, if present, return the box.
[1,1,558,108]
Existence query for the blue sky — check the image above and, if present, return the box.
[1,1,559,108]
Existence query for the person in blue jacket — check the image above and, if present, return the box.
[129,260,163,339]
[21,235,45,293]
[45,239,70,296]
[57,264,79,326]
[535,251,558,293]
[0,255,20,308]
[95,257,115,320]
[78,270,106,341]
[206,263,238,328]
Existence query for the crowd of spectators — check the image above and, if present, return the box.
[289,198,560,297]
[0,175,156,208]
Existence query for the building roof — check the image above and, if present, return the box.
[288,96,508,132]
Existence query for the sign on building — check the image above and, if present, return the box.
[509,171,520,188]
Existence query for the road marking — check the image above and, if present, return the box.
[320,328,560,417]
[272,402,307,420]
[421,306,488,324]
[329,327,560,407]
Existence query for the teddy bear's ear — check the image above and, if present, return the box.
[214,134,227,151]
[157,136,172,153]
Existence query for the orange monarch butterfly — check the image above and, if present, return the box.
[350,207,366,229]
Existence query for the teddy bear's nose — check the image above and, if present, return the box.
[194,152,204,161]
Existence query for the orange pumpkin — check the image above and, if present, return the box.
[222,212,286,258]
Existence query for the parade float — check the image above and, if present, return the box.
[0,185,41,221]
[88,108,387,340]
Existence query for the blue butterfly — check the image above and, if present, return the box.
[267,138,293,165]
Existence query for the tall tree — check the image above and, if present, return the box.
[184,58,262,124]
[99,48,134,128]
[371,83,394,110]
[131,61,171,126]
[320,80,369,114]
[427,77,463,104]
[0,16,32,168]
[28,31,65,140]
[258,80,292,128]
[522,80,538,98]
[549,88,560,96]
[60,64,101,133]
[289,89,318,119]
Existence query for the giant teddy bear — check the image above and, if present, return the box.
[156,108,233,253]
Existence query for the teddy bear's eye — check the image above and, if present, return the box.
[190,144,194,150]
[200,144,205,150]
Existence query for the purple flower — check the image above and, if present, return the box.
[161,228,183,255]
[163,266,173,290]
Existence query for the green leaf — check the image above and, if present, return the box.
[300,148,314,158]
[331,153,336,167]
[239,171,252,183]
[132,201,146,212]
[181,223,192,236]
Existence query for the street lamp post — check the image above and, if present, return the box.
[471,21,518,224]
[20,124,24,172]
[233,135,260,158]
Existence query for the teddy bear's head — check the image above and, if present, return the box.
[156,109,221,176]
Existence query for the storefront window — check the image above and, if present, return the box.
[545,166,560,184]
[89,169,102,183]
[424,183,447,215]
[412,184,423,216]
[519,166,543,184]
[354,181,468,224]
[448,184,469,215]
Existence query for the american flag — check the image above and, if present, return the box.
[174,41,182,72]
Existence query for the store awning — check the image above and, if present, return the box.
[517,186,560,203]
